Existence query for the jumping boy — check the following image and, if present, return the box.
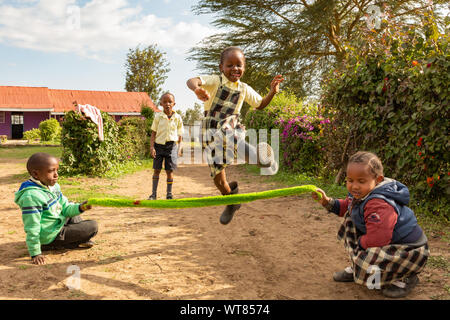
[187,46,283,224]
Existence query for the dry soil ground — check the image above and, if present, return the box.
[0,155,448,300]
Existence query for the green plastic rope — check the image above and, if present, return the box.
[87,185,321,209]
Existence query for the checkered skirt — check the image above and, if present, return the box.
[337,212,429,288]
[202,83,244,178]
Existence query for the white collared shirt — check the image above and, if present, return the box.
[198,73,263,114]
[151,111,184,145]
[30,177,54,192]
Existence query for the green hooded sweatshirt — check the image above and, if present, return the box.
[14,179,82,257]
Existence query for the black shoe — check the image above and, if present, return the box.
[220,181,241,225]
[166,193,173,200]
[333,269,354,282]
[381,274,419,298]
[78,240,95,249]
[148,194,157,200]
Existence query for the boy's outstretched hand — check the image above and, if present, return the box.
[194,87,210,102]
[80,201,92,212]
[270,75,284,94]
[312,188,331,207]
[32,254,45,265]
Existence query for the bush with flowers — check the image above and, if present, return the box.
[276,115,330,175]
[321,13,449,219]
[244,91,330,175]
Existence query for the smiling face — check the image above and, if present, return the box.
[219,49,246,83]
[346,162,383,199]
[160,93,175,116]
[31,157,59,187]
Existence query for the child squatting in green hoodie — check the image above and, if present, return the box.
[14,152,98,265]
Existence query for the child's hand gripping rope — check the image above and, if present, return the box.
[87,185,322,209]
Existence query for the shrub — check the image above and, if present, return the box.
[244,90,328,175]
[243,91,316,132]
[118,116,149,159]
[59,111,124,176]
[140,104,156,142]
[39,118,61,142]
[23,128,41,141]
[277,115,330,175]
[321,14,449,219]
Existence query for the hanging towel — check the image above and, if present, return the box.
[77,104,104,141]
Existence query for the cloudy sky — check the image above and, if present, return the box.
[0,0,217,113]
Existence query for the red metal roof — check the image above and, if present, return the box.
[0,86,158,113]
[0,86,53,110]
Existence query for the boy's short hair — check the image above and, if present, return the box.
[220,46,245,64]
[159,91,175,102]
[26,153,57,175]
[348,151,384,177]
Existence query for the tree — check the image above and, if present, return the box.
[125,44,170,102]
[183,103,203,125]
[189,0,446,98]
[321,13,449,216]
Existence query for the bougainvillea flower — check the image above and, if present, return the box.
[417,137,423,147]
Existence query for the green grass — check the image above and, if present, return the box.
[103,159,153,178]
[243,164,347,199]
[427,255,449,271]
[416,213,450,243]
[59,160,153,202]
[0,146,152,202]
[0,145,62,159]
[62,186,132,203]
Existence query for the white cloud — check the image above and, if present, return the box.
[0,0,216,62]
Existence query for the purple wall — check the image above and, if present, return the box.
[0,111,140,139]
[0,111,11,137]
[0,111,51,139]
[24,112,51,132]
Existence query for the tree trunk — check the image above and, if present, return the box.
[334,131,352,184]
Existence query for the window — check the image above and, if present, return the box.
[0,112,4,124]
[11,113,24,125]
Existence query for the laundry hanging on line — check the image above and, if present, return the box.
[76,103,104,141]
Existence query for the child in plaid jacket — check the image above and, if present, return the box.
[312,151,428,298]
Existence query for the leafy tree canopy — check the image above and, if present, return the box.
[125,44,170,102]
[189,0,447,98]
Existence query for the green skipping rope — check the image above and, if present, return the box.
[87,185,321,209]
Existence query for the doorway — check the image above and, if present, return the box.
[11,112,24,139]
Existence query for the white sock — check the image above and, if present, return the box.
[391,281,406,289]
[345,266,353,274]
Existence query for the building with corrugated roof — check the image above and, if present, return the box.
[0,86,159,139]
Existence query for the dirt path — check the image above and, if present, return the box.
[0,160,448,300]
